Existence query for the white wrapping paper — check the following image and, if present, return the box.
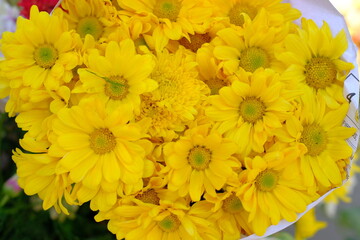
[242,0,359,239]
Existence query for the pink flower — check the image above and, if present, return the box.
[18,0,59,19]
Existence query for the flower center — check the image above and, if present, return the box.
[304,57,337,90]
[77,16,104,40]
[228,3,257,26]
[89,128,116,154]
[179,33,212,52]
[205,78,227,95]
[239,47,270,72]
[300,124,327,156]
[239,97,266,123]
[222,193,243,214]
[255,169,278,192]
[135,189,160,205]
[187,145,212,170]
[158,214,181,232]
[33,44,58,69]
[153,0,181,21]
[104,76,129,100]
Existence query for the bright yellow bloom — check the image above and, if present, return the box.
[49,97,151,211]
[13,135,73,214]
[275,96,356,188]
[211,0,300,28]
[137,48,209,140]
[238,145,315,236]
[213,10,289,76]
[58,0,116,41]
[206,69,293,156]
[73,39,157,115]
[118,0,213,51]
[164,124,239,201]
[0,59,9,98]
[279,18,354,109]
[295,209,327,240]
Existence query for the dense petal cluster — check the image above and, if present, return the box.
[0,1,357,240]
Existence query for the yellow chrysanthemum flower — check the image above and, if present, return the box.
[0,6,79,115]
[275,96,356,188]
[238,145,315,236]
[138,48,209,140]
[58,0,116,41]
[96,194,221,240]
[118,0,213,51]
[0,59,9,98]
[203,189,253,239]
[295,209,327,240]
[163,124,239,201]
[73,39,157,114]
[211,0,300,28]
[212,9,290,76]
[278,18,354,109]
[13,135,73,214]
[49,97,151,211]
[206,69,293,156]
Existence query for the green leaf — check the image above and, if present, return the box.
[86,70,124,87]
[338,207,360,235]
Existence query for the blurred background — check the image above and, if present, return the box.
[0,0,359,239]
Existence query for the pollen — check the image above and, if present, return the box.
[158,214,181,232]
[89,128,116,154]
[179,33,212,52]
[104,75,129,100]
[239,47,270,73]
[255,169,279,192]
[304,57,337,89]
[300,124,328,156]
[135,189,160,205]
[228,3,257,27]
[239,97,266,123]
[153,0,181,22]
[222,193,243,214]
[187,145,212,170]
[77,16,104,40]
[33,44,58,69]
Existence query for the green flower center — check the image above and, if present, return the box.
[153,0,181,21]
[239,47,270,72]
[89,128,116,154]
[104,76,129,100]
[239,97,266,123]
[300,124,327,156]
[135,189,160,205]
[222,193,243,214]
[158,214,181,232]
[33,44,58,69]
[228,3,257,26]
[179,33,212,52]
[255,169,278,192]
[187,145,212,170]
[77,16,104,40]
[304,57,337,90]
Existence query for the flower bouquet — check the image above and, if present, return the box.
[0,0,358,239]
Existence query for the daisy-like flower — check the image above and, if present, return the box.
[163,124,239,201]
[96,193,221,240]
[137,48,209,140]
[206,69,293,156]
[13,134,73,214]
[58,0,116,41]
[74,39,157,115]
[0,6,78,114]
[238,145,316,236]
[275,96,356,188]
[278,18,354,109]
[118,0,213,51]
[213,10,289,77]
[202,189,253,239]
[49,97,152,211]
[211,0,300,28]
